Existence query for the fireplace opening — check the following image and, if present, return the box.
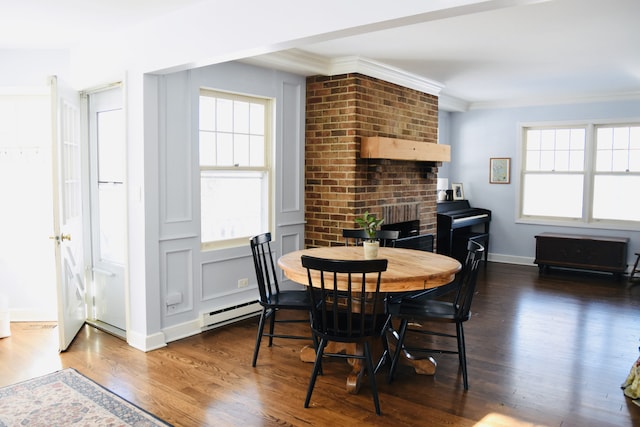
[381,220,419,239]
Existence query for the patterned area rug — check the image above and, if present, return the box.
[0,368,172,426]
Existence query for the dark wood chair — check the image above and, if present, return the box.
[342,229,399,247]
[386,240,485,390]
[342,228,369,246]
[249,233,314,367]
[375,229,400,247]
[390,233,454,300]
[301,255,389,415]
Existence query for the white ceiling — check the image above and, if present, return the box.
[0,0,205,48]
[299,0,640,108]
[2,0,639,110]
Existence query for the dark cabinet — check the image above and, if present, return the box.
[534,232,628,279]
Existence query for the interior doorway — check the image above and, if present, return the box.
[0,91,57,321]
[0,84,127,344]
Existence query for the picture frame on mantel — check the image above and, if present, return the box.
[452,183,464,200]
[490,157,511,184]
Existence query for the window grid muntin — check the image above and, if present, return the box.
[520,121,640,225]
[199,90,266,168]
[595,125,640,172]
[524,127,585,172]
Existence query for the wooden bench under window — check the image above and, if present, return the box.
[534,232,628,280]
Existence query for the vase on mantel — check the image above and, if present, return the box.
[363,240,380,259]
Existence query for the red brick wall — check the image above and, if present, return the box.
[305,73,440,248]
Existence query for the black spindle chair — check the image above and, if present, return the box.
[301,255,389,415]
[386,240,484,390]
[250,233,314,367]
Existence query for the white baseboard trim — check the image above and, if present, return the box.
[488,253,536,266]
[126,330,167,352]
[162,318,202,344]
[92,322,198,352]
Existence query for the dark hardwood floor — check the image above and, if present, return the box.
[2,262,640,426]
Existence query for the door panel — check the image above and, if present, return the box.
[88,86,126,332]
[51,76,86,351]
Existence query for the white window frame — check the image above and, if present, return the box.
[517,119,640,230]
[199,88,273,250]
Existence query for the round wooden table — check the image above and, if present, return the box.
[278,246,462,393]
[278,246,461,291]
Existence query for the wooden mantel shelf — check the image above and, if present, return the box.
[360,136,451,162]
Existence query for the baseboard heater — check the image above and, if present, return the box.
[200,301,262,330]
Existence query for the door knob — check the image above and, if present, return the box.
[49,234,72,242]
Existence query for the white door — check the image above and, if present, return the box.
[51,76,87,351]
[87,86,126,334]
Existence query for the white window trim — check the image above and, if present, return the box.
[516,118,640,231]
[199,88,274,250]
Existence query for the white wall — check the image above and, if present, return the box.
[0,50,70,87]
[445,99,640,266]
[438,110,452,179]
[0,93,56,320]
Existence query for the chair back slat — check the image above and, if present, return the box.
[302,256,388,339]
[453,240,484,319]
[250,232,280,303]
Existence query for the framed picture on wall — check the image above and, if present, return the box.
[490,157,511,184]
[452,183,464,200]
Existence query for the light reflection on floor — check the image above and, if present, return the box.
[475,412,546,427]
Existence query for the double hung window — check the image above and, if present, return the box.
[199,89,272,249]
[520,122,640,226]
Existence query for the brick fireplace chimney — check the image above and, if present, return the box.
[305,73,441,248]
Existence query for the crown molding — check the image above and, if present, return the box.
[241,49,331,76]
[438,93,469,112]
[243,49,640,112]
[469,91,640,110]
[328,55,444,96]
[242,49,444,97]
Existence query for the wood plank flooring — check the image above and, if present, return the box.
[2,262,640,426]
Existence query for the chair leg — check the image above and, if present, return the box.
[268,308,276,346]
[628,253,640,285]
[375,316,393,374]
[252,307,268,367]
[307,314,323,376]
[456,322,468,390]
[388,319,409,384]
[364,340,381,415]
[305,338,327,409]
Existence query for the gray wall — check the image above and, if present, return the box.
[152,61,306,342]
[441,99,640,266]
